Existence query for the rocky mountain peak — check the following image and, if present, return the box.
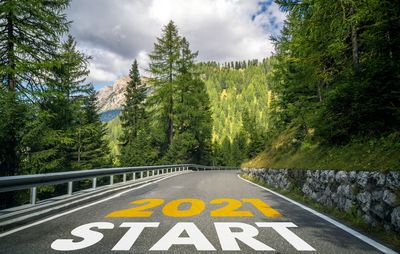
[96,76,148,113]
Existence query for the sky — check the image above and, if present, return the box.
[66,0,286,89]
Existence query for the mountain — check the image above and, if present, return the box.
[96,76,129,113]
[96,76,149,121]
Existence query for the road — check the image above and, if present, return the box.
[0,171,395,253]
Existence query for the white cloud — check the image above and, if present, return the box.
[67,0,284,84]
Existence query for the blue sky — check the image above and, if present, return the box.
[66,0,286,90]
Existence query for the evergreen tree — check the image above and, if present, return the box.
[73,87,110,170]
[148,21,181,147]
[178,37,198,74]
[166,75,212,164]
[148,21,213,164]
[221,137,233,166]
[272,0,400,144]
[119,60,150,166]
[242,110,265,158]
[20,36,93,175]
[0,0,70,177]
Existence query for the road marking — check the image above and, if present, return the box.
[210,198,253,217]
[0,173,187,238]
[238,174,398,254]
[50,221,316,251]
[162,198,206,217]
[106,198,281,218]
[106,199,165,218]
[242,198,282,218]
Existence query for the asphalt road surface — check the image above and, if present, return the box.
[0,171,396,253]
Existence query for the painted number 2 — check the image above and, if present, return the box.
[106,198,282,218]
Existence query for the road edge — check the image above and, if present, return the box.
[0,172,188,238]
[237,174,398,254]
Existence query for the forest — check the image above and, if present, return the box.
[244,0,400,170]
[1,0,400,208]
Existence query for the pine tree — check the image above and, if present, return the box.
[178,37,198,74]
[119,60,152,166]
[148,21,213,164]
[0,0,70,177]
[120,60,146,141]
[73,87,110,170]
[148,21,181,147]
[20,36,92,175]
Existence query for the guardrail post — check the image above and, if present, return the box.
[68,181,73,196]
[123,173,127,182]
[30,187,37,205]
[92,177,97,189]
[110,175,114,185]
[141,171,144,179]
[153,170,155,176]
[132,172,136,181]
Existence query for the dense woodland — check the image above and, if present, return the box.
[1,0,400,207]
[0,1,110,207]
[196,60,272,166]
[246,0,400,170]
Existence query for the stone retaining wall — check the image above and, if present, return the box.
[241,168,400,232]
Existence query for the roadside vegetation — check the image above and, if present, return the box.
[243,0,400,171]
[243,132,400,171]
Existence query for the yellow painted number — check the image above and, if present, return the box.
[242,198,282,218]
[162,198,205,217]
[106,199,164,218]
[210,198,253,217]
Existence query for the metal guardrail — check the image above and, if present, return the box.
[0,164,239,205]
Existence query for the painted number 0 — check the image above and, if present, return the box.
[162,199,206,217]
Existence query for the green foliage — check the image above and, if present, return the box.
[243,132,400,171]
[105,116,126,166]
[0,0,70,177]
[0,4,111,206]
[196,60,272,165]
[119,59,157,166]
[146,21,212,165]
[148,21,183,147]
[72,88,111,170]
[20,36,110,175]
[271,0,400,144]
[242,0,400,172]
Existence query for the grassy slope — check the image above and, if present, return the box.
[243,132,400,171]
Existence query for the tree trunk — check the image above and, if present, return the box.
[6,12,16,92]
[168,83,173,145]
[350,7,359,73]
[317,81,323,102]
[77,129,81,163]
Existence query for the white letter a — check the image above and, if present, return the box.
[150,222,215,251]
